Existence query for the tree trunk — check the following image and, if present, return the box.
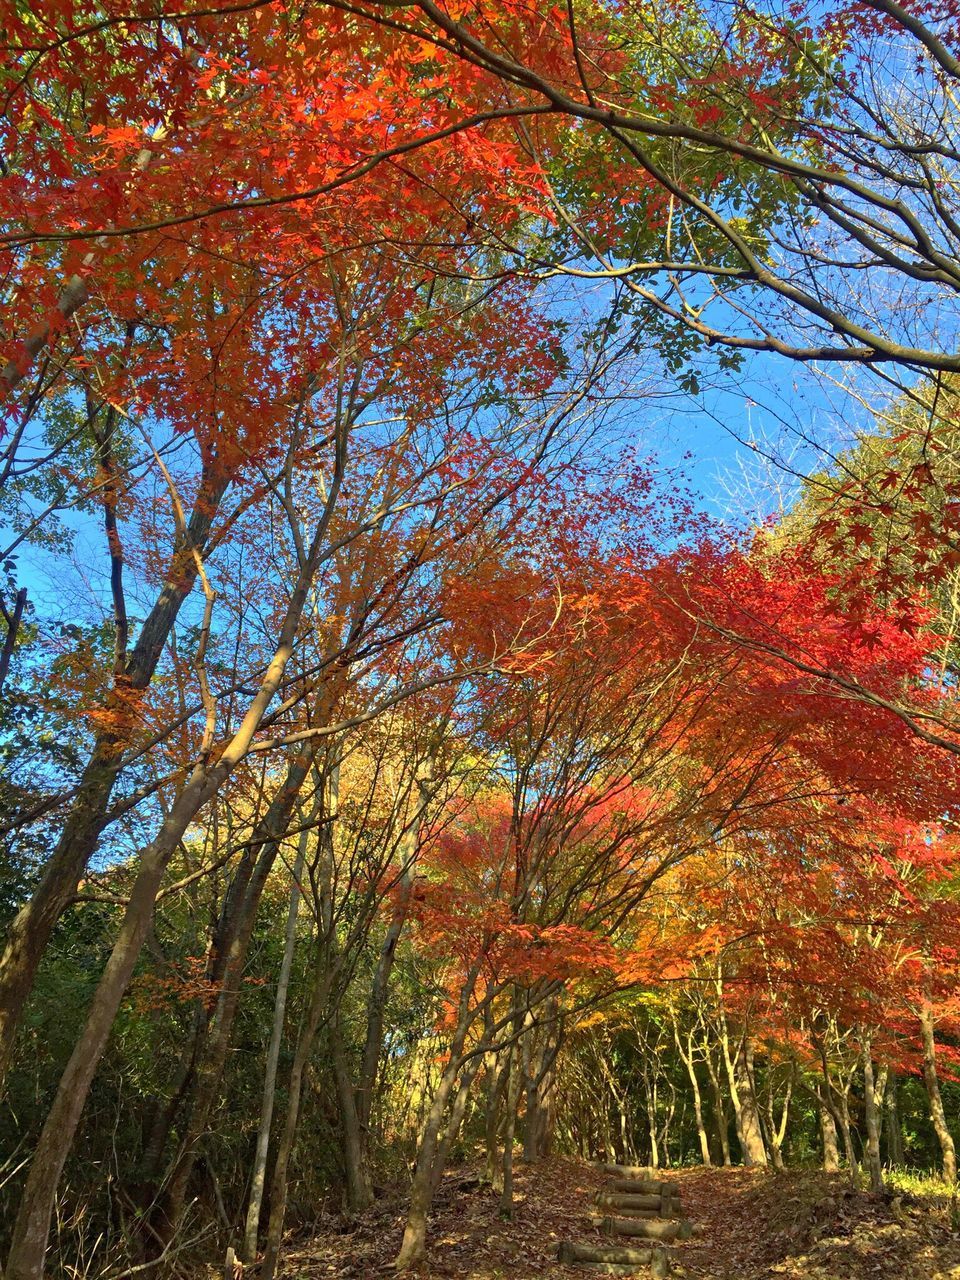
[132,819,280,1210]
[4,500,338,1280]
[396,1059,462,1268]
[761,1061,793,1171]
[763,1086,784,1171]
[643,1068,659,1170]
[704,1047,731,1166]
[728,1035,767,1167]
[483,1043,507,1191]
[141,798,285,1192]
[523,1004,560,1163]
[675,1026,711,1167]
[241,828,307,1263]
[0,469,227,1093]
[260,752,341,1280]
[861,1032,884,1194]
[919,1003,957,1184]
[838,1088,859,1178]
[395,970,482,1269]
[820,1102,840,1173]
[330,1017,373,1212]
[885,1071,904,1168]
[522,1017,543,1164]
[657,1080,676,1169]
[357,760,433,1135]
[154,754,316,1246]
[4,772,228,1280]
[432,1056,483,1197]
[259,945,332,1280]
[815,1045,849,1177]
[499,1041,523,1219]
[719,1014,746,1158]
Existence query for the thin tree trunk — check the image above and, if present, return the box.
[330,1016,373,1212]
[395,1081,454,1272]
[0,468,227,1093]
[155,754,316,1244]
[820,1101,840,1173]
[522,1014,542,1164]
[500,1037,523,1218]
[676,1025,711,1167]
[357,759,433,1134]
[919,1003,957,1184]
[658,1079,676,1169]
[432,1057,483,1197]
[718,1011,746,1157]
[396,1061,461,1268]
[762,1085,784,1171]
[838,1087,859,1178]
[885,1071,905,1168]
[395,969,481,1270]
[735,1039,768,1167]
[761,1061,792,1171]
[523,1004,560,1163]
[259,946,333,1280]
[861,1032,884,1194]
[776,1071,793,1167]
[241,827,307,1263]
[722,1022,766,1168]
[133,807,276,1205]
[814,1036,849,1177]
[4,773,227,1280]
[483,1040,507,1190]
[704,1045,731,1166]
[643,1068,659,1170]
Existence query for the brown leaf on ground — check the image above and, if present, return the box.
[276,1156,607,1279]
[234,1160,960,1280]
[668,1167,960,1280]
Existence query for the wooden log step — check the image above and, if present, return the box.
[599,1216,681,1242]
[596,1192,666,1211]
[660,1191,678,1219]
[558,1241,671,1275]
[560,1242,657,1264]
[599,1163,658,1178]
[559,1267,654,1278]
[608,1178,678,1196]
[586,1207,660,1223]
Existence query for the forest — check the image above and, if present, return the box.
[4,0,960,1277]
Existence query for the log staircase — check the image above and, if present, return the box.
[557,1164,695,1276]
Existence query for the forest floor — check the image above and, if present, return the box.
[274,1157,960,1279]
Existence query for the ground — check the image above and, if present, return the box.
[273,1158,960,1279]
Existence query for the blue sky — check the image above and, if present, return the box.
[624,350,874,528]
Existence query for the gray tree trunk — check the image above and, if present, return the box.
[861,1033,885,1193]
[241,826,307,1262]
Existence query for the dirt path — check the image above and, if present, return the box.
[272,1159,960,1279]
[276,1157,605,1278]
[670,1166,960,1280]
